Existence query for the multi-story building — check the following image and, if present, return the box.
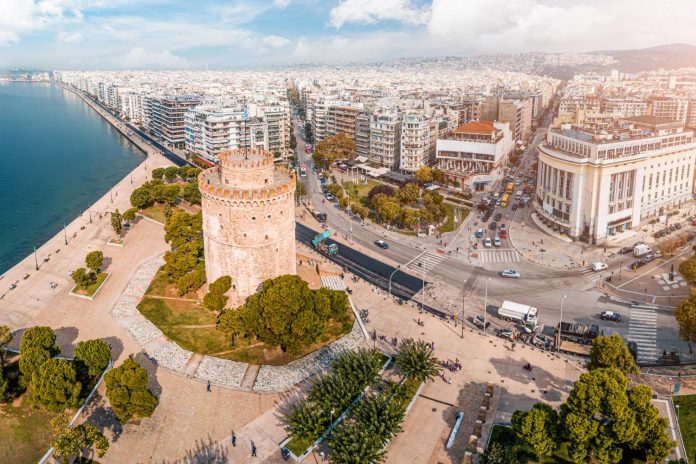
[369,112,402,169]
[400,114,437,172]
[257,100,291,158]
[355,112,371,158]
[184,104,267,163]
[326,105,362,139]
[435,120,513,192]
[147,96,201,148]
[604,98,648,117]
[498,98,533,142]
[535,115,696,244]
[648,97,689,124]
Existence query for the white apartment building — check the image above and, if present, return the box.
[369,113,401,169]
[604,98,648,118]
[399,114,437,172]
[649,97,689,124]
[435,120,514,192]
[253,100,291,158]
[184,104,267,163]
[535,115,696,244]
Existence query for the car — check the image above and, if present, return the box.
[495,199,501,206]
[494,213,502,221]
[325,193,335,201]
[499,269,521,278]
[676,223,682,229]
[475,229,484,238]
[483,237,492,248]
[511,203,518,211]
[374,240,389,249]
[500,228,508,238]
[489,221,497,230]
[515,180,521,186]
[493,237,502,247]
[600,311,622,322]
[591,262,608,271]
[496,328,516,340]
[473,315,491,329]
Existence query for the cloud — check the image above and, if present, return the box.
[262,34,290,48]
[329,0,431,29]
[0,0,81,46]
[117,47,189,69]
[57,30,83,43]
[273,0,291,8]
[214,0,272,25]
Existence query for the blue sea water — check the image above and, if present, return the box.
[0,82,146,274]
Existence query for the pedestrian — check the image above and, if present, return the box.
[251,444,257,457]
[207,381,211,392]
[232,432,236,447]
[320,451,325,462]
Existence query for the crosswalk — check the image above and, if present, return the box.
[407,251,446,272]
[627,307,658,364]
[479,249,520,263]
[577,267,596,275]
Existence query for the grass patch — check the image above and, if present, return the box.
[145,269,198,299]
[139,203,183,224]
[0,399,54,464]
[71,272,108,297]
[342,179,380,204]
[438,203,469,234]
[674,395,696,463]
[285,436,313,457]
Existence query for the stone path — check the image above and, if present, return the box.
[240,364,261,391]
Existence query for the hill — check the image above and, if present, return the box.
[592,43,696,72]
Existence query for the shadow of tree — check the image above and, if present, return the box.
[102,336,124,361]
[54,326,80,357]
[134,351,162,397]
[83,393,123,443]
[156,434,230,464]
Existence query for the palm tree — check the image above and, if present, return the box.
[284,403,326,443]
[329,421,386,464]
[394,339,441,383]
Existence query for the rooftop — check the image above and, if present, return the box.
[453,120,496,134]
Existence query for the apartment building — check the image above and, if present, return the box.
[184,104,267,163]
[436,120,514,192]
[326,105,363,139]
[648,97,689,124]
[257,100,290,158]
[369,113,402,169]
[498,98,533,142]
[535,115,696,244]
[355,112,371,158]
[400,114,437,172]
[146,96,201,148]
[604,98,648,117]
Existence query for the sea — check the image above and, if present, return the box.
[0,82,146,275]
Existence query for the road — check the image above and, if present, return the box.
[291,113,688,365]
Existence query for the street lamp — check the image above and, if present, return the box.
[483,277,491,335]
[33,246,39,271]
[388,265,401,298]
[420,262,425,313]
[557,294,567,354]
[63,223,68,245]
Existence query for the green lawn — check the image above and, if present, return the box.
[0,401,54,463]
[438,203,469,233]
[342,179,380,205]
[71,272,109,298]
[285,436,313,457]
[139,203,184,224]
[674,395,696,463]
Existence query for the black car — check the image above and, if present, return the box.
[600,311,622,322]
[494,213,502,221]
[511,203,518,211]
[374,240,389,249]
[489,221,497,230]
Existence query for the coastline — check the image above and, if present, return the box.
[0,84,173,327]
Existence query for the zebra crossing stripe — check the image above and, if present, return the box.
[628,307,658,363]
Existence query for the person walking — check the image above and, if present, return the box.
[231,432,236,447]
[251,443,257,457]
[207,381,211,392]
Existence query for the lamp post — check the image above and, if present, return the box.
[461,283,465,339]
[33,246,39,271]
[88,203,92,223]
[110,189,113,203]
[63,223,68,245]
[421,262,425,312]
[388,265,401,298]
[557,294,567,354]
[483,277,491,335]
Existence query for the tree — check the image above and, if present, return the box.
[164,240,201,280]
[588,334,639,374]
[372,194,401,224]
[351,203,369,221]
[72,267,96,289]
[204,276,231,312]
[338,197,350,208]
[110,208,123,237]
[151,167,165,181]
[481,442,518,464]
[164,211,202,249]
[400,208,420,230]
[330,421,386,464]
[415,166,433,184]
[176,264,207,296]
[512,403,559,459]
[679,255,696,285]
[295,179,307,200]
[432,168,445,184]
[19,346,51,388]
[0,325,12,366]
[182,182,201,205]
[284,403,325,443]
[313,133,356,167]
[123,207,138,222]
[20,326,58,355]
[394,183,420,205]
[675,290,696,343]
[164,166,179,182]
[290,133,297,150]
[105,358,157,423]
[352,393,404,442]
[394,339,440,383]
[74,339,111,377]
[31,358,82,412]
[366,184,395,199]
[50,414,109,461]
[0,366,8,403]
[130,185,153,209]
[85,250,104,273]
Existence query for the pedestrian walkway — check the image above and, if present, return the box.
[577,267,597,275]
[407,251,446,272]
[628,307,658,364]
[479,249,520,264]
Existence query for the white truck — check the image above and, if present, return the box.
[497,300,539,332]
[633,243,651,257]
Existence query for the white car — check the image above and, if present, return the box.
[483,237,492,248]
[591,262,608,271]
[493,237,502,247]
[499,269,521,278]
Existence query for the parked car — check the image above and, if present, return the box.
[494,213,502,221]
[483,237,492,248]
[591,262,608,271]
[499,269,521,278]
[473,315,491,329]
[475,228,484,238]
[325,193,335,201]
[600,311,622,322]
[374,240,389,249]
[500,227,508,238]
[493,237,502,247]
[489,221,497,230]
[511,203,518,211]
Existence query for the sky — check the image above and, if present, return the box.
[1,0,696,70]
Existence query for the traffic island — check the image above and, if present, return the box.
[68,272,110,300]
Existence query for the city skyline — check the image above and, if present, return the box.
[3,0,696,70]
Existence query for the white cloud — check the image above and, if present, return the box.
[329,0,431,29]
[0,0,80,46]
[57,30,83,43]
[117,47,189,69]
[273,0,291,8]
[262,34,290,48]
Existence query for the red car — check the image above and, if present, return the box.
[500,228,508,238]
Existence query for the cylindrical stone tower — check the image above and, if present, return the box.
[199,148,296,306]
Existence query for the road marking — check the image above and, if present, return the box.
[406,251,445,272]
[627,307,658,363]
[480,249,520,264]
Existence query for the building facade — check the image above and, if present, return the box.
[399,114,437,172]
[369,113,402,169]
[147,96,201,148]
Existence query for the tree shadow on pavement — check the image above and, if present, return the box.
[134,351,163,397]
[54,326,79,357]
[488,354,574,404]
[156,434,229,464]
[83,393,123,443]
[102,335,124,360]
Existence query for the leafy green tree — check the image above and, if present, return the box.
[104,358,157,423]
[394,183,420,204]
[152,183,180,205]
[679,255,696,286]
[481,442,518,464]
[31,358,82,412]
[330,421,385,464]
[372,194,401,224]
[432,168,445,184]
[0,366,9,402]
[50,413,109,461]
[74,339,111,377]
[129,185,153,209]
[394,339,440,383]
[20,326,58,355]
[0,325,12,366]
[164,211,202,249]
[401,208,420,229]
[295,179,307,200]
[313,133,355,167]
[122,207,138,222]
[176,264,207,296]
[182,181,201,205]
[85,250,104,273]
[151,167,165,181]
[675,290,696,343]
[19,346,51,388]
[351,203,369,220]
[338,197,350,208]
[352,393,404,442]
[164,240,201,280]
[512,403,559,459]
[367,184,395,199]
[111,209,123,237]
[72,267,96,289]
[588,334,639,374]
[285,403,326,442]
[203,276,232,312]
[290,132,297,150]
[164,166,179,181]
[415,166,433,184]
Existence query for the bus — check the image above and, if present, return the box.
[299,164,307,177]
[505,182,514,195]
[500,194,509,208]
[305,145,311,154]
